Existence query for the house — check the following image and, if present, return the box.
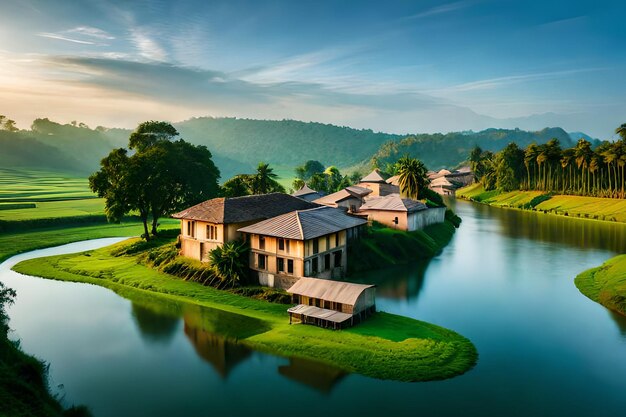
[291,184,325,202]
[238,206,367,289]
[427,167,474,195]
[171,193,318,262]
[287,277,376,329]
[356,169,399,197]
[312,185,372,212]
[430,176,456,196]
[358,193,446,231]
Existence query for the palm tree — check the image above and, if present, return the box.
[574,139,592,195]
[560,148,575,193]
[208,241,249,288]
[395,156,429,200]
[251,162,285,194]
[524,144,539,189]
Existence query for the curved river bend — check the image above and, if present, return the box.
[2,200,626,417]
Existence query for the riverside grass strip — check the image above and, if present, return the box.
[12,238,477,382]
[457,183,626,223]
[575,254,626,316]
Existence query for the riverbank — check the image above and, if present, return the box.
[348,218,458,273]
[0,282,90,417]
[575,255,626,316]
[457,183,626,223]
[12,238,477,382]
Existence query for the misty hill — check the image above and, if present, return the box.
[369,127,575,171]
[174,117,400,171]
[0,117,591,180]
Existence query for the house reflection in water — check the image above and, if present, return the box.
[183,313,252,379]
[131,302,181,345]
[278,357,345,394]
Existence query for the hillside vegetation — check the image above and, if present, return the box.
[1,116,591,179]
[370,127,579,171]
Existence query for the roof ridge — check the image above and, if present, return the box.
[295,211,304,240]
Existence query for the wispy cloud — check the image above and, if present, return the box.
[431,68,607,94]
[403,1,472,20]
[37,32,96,45]
[129,27,167,61]
[37,26,114,46]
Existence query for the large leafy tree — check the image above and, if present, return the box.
[395,156,429,200]
[90,121,220,240]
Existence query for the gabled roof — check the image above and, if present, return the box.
[430,177,454,187]
[313,186,371,206]
[237,206,367,240]
[359,193,428,213]
[287,277,375,306]
[292,184,318,197]
[359,169,386,183]
[171,193,318,223]
[386,175,400,186]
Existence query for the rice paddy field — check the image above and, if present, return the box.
[0,168,104,221]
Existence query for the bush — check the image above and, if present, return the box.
[445,209,462,228]
[521,193,552,209]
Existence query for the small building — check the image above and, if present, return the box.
[172,193,318,262]
[313,185,372,212]
[292,184,325,202]
[358,193,446,231]
[430,176,456,196]
[287,277,376,329]
[238,206,367,289]
[356,169,399,197]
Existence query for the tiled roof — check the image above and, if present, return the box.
[359,193,428,213]
[313,186,371,206]
[171,193,318,223]
[287,277,375,306]
[238,206,367,240]
[359,169,386,183]
[292,184,318,197]
[386,175,400,186]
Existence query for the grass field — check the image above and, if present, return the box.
[12,239,477,382]
[0,168,106,224]
[457,183,626,223]
[575,255,626,316]
[0,220,179,263]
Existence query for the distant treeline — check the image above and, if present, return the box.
[369,127,591,172]
[470,124,626,199]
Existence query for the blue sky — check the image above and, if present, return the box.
[0,0,624,137]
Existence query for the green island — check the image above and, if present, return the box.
[12,233,477,382]
[575,255,626,316]
[457,183,626,223]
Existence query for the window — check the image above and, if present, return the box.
[287,259,294,274]
[312,239,319,254]
[304,260,310,276]
[277,257,285,273]
[326,235,331,250]
[335,233,339,247]
[312,257,319,274]
[334,250,342,268]
[393,216,399,225]
[187,221,195,237]
[258,254,266,270]
[259,236,265,250]
[206,225,217,241]
[285,240,290,253]
[324,253,331,270]
[278,238,285,251]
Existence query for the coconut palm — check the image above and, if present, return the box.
[251,162,285,194]
[208,241,249,288]
[395,156,429,200]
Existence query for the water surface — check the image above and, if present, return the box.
[2,201,626,416]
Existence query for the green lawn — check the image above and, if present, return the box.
[575,255,626,316]
[0,220,179,263]
[13,239,477,382]
[0,199,105,221]
[457,183,626,223]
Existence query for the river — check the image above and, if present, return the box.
[2,200,626,417]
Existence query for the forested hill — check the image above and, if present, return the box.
[370,127,577,171]
[0,116,594,179]
[174,117,400,169]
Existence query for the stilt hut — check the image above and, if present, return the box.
[287,277,376,329]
